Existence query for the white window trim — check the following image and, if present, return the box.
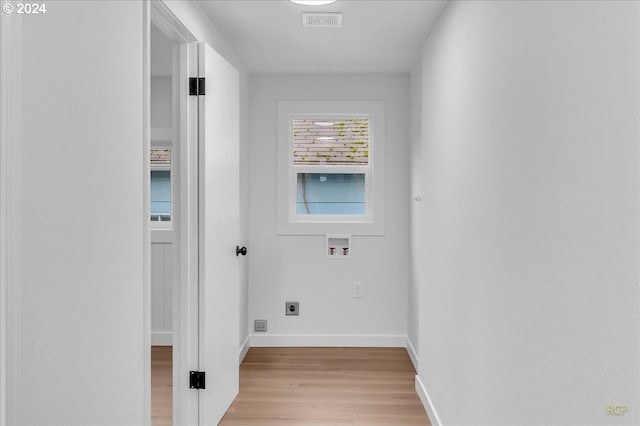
[277,100,386,236]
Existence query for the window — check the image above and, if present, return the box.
[150,146,172,226]
[277,101,386,235]
[293,117,369,217]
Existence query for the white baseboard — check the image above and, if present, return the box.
[405,337,419,371]
[239,335,250,363]
[250,334,406,347]
[415,374,442,426]
[151,331,172,346]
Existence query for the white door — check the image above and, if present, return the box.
[197,42,240,425]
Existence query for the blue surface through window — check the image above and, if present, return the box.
[296,173,365,215]
[151,170,171,221]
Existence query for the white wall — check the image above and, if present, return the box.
[415,1,639,425]
[150,76,172,129]
[6,1,145,424]
[407,64,422,366]
[249,74,410,345]
[164,1,251,355]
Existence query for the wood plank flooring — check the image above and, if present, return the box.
[220,347,430,426]
[152,346,430,425]
[151,346,172,426]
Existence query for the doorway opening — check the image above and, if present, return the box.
[148,4,198,425]
[150,21,177,426]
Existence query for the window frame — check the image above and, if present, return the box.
[291,116,372,222]
[277,101,386,236]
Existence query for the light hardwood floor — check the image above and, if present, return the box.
[152,346,430,426]
[151,346,172,426]
[221,347,429,425]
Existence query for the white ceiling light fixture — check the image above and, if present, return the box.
[290,0,337,5]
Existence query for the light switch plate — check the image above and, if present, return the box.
[353,281,363,298]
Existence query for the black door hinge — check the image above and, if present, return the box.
[189,77,205,96]
[189,371,206,389]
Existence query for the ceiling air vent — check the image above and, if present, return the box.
[302,13,343,28]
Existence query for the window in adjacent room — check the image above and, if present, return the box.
[150,146,172,226]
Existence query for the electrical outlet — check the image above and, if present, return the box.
[353,281,363,298]
[285,301,299,316]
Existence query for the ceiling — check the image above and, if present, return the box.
[198,0,448,73]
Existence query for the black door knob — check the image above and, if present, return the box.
[236,246,247,256]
